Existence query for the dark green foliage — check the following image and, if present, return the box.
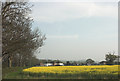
[105,52,118,65]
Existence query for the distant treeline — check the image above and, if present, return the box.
[35,52,120,66]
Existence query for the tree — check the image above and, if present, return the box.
[66,61,71,65]
[2,1,46,67]
[105,52,117,65]
[86,59,94,65]
[73,61,77,66]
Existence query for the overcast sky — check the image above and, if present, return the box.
[31,1,118,61]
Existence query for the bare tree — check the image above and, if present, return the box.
[2,1,46,67]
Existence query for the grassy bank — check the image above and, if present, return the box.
[3,67,26,79]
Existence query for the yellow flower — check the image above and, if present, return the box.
[23,65,120,75]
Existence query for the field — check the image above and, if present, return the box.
[22,65,119,79]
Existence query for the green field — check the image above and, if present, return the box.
[2,65,120,79]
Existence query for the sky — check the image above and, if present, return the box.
[30,1,118,61]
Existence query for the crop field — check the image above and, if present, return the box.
[22,65,120,79]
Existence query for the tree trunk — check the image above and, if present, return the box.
[19,56,22,67]
[8,56,12,67]
[24,63,26,67]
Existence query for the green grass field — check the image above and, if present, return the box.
[2,67,65,79]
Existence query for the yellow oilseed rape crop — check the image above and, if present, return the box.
[23,65,120,79]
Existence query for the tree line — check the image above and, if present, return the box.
[2,1,46,67]
[37,52,119,66]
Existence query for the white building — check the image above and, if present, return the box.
[44,63,53,66]
[58,63,64,66]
